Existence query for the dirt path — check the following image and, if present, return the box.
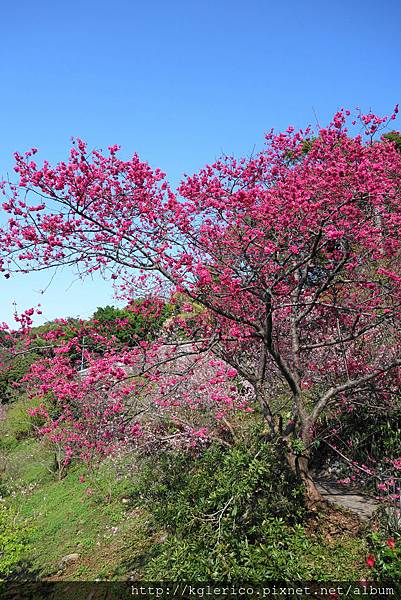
[316,478,379,521]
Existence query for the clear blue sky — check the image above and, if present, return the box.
[1,0,400,326]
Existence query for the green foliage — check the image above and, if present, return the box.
[24,301,173,366]
[16,317,82,364]
[368,533,401,580]
[132,437,366,580]
[383,131,401,153]
[290,438,306,456]
[91,300,172,347]
[0,395,50,447]
[0,352,39,403]
[139,436,304,526]
[0,503,33,580]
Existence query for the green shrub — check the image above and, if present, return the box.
[132,436,312,580]
[130,431,368,581]
[368,532,401,580]
[0,352,39,404]
[0,395,50,447]
[91,301,172,346]
[0,503,33,580]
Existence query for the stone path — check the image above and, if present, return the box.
[316,477,379,521]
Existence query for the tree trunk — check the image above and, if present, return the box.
[285,445,323,508]
[261,406,324,508]
[297,454,324,508]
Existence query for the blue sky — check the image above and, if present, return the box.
[1,0,400,326]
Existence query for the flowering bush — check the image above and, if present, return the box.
[367,533,401,579]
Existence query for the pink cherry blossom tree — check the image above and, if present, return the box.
[1,109,401,504]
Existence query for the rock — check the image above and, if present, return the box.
[59,553,80,570]
[121,498,130,504]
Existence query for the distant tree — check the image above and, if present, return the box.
[0,350,39,403]
[91,299,172,346]
[383,130,401,153]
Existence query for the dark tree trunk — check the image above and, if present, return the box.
[284,439,323,508]
[296,454,323,507]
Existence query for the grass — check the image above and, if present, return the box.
[3,452,157,579]
[0,398,157,580]
[0,394,46,449]
[25,478,152,578]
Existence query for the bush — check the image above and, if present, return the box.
[131,435,310,579]
[129,430,368,581]
[0,352,39,404]
[0,503,32,580]
[91,300,172,346]
[367,533,401,580]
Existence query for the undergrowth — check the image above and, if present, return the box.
[0,398,371,581]
[132,435,368,580]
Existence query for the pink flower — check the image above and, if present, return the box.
[192,427,208,439]
[366,554,375,568]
